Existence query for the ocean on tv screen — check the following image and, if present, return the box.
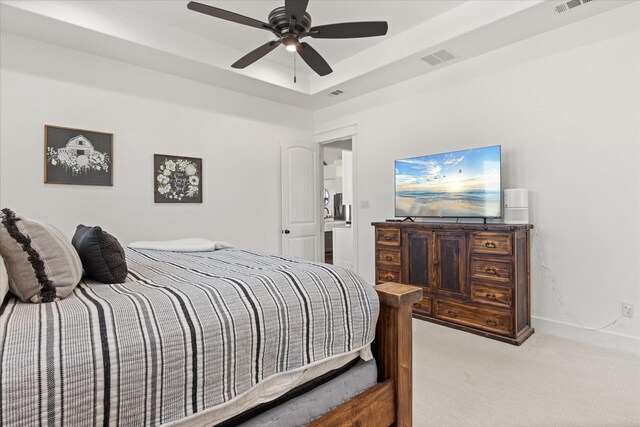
[395,146,501,218]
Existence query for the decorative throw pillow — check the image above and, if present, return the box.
[0,208,83,303]
[72,225,128,283]
[0,256,9,304]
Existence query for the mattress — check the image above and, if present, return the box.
[168,345,372,426]
[235,357,378,427]
[0,248,379,426]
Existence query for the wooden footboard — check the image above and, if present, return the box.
[310,282,422,427]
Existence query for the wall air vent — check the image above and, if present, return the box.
[555,0,592,14]
[421,49,456,67]
[328,89,344,97]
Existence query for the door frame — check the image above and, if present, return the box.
[314,124,359,274]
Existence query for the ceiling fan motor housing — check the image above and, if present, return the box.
[268,6,312,35]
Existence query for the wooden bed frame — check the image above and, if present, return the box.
[310,282,422,427]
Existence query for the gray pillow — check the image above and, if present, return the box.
[0,208,82,303]
[0,255,8,304]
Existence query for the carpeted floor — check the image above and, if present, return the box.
[412,320,640,426]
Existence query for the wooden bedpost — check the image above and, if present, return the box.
[309,282,421,427]
[374,282,422,427]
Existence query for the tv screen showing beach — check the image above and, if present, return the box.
[395,145,501,218]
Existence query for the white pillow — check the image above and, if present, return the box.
[0,255,9,304]
[128,238,233,252]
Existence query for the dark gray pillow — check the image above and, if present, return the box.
[72,225,128,283]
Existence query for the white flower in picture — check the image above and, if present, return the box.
[76,155,89,166]
[58,151,70,162]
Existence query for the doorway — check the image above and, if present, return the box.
[321,139,353,266]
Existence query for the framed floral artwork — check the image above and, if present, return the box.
[154,154,202,203]
[44,125,113,186]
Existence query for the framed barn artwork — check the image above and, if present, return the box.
[44,125,113,186]
[154,154,202,203]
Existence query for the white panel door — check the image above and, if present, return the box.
[281,140,322,261]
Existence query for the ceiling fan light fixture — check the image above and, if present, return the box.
[282,36,299,52]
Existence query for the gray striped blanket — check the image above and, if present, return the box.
[0,249,378,426]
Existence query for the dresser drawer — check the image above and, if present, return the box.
[471,257,512,283]
[376,228,401,246]
[376,248,401,266]
[435,300,512,336]
[413,296,432,315]
[377,268,401,284]
[471,232,512,256]
[471,283,512,309]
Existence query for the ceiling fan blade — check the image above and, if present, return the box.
[308,22,388,39]
[187,1,271,31]
[296,42,332,76]
[285,0,309,23]
[231,40,282,69]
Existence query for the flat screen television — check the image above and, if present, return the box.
[395,145,501,218]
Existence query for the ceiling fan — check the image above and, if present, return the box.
[187,0,388,77]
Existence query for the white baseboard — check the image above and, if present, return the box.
[532,316,640,355]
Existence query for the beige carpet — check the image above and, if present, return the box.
[412,320,640,426]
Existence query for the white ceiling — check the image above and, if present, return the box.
[0,0,634,110]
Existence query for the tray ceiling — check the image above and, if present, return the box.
[0,0,633,110]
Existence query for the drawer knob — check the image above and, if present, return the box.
[447,309,457,317]
[384,274,394,280]
[485,267,497,275]
[485,292,497,300]
[384,235,392,241]
[485,241,497,248]
[486,319,498,327]
[385,255,393,261]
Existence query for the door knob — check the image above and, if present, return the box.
[283,229,291,234]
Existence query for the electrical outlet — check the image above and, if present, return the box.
[622,303,634,318]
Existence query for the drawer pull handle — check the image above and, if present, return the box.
[486,319,498,327]
[485,267,497,275]
[485,241,497,248]
[485,292,497,300]
[447,309,457,317]
[384,274,394,280]
[385,255,393,261]
[384,235,392,241]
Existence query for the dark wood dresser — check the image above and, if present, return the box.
[372,221,534,345]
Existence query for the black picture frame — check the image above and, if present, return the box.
[154,154,203,203]
[44,125,113,186]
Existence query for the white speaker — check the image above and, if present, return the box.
[503,188,529,224]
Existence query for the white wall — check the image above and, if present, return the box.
[0,33,312,254]
[314,5,640,352]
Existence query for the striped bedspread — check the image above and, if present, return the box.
[0,249,378,426]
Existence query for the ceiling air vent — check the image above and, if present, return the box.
[421,49,456,67]
[555,0,591,14]
[328,89,344,97]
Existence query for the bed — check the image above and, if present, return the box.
[0,248,421,426]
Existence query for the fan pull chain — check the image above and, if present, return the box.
[293,51,297,83]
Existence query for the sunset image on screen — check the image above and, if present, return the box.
[395,145,501,218]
